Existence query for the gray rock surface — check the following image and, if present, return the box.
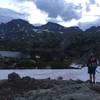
[0,72,100,100]
[13,81,100,100]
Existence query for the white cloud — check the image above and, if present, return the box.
[0,0,48,24]
[0,0,20,12]
[59,19,79,28]
[19,1,48,24]
[0,0,100,30]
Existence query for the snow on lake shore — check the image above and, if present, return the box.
[0,67,100,82]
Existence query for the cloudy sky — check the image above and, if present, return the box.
[0,0,100,30]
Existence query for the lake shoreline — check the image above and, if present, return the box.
[0,66,81,69]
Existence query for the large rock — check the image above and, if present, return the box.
[21,76,33,83]
[8,72,21,82]
[20,76,36,90]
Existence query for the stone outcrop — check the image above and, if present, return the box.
[0,72,100,100]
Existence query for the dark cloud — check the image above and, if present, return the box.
[0,8,27,23]
[86,3,91,11]
[85,0,96,12]
[34,0,82,21]
[89,0,96,4]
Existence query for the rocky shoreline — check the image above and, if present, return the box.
[0,72,100,100]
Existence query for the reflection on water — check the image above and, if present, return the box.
[0,67,100,82]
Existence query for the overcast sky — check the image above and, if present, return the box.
[0,0,100,30]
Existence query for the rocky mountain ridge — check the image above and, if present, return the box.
[0,19,100,61]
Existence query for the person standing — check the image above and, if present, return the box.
[87,52,98,84]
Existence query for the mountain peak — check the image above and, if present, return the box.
[39,21,66,32]
[46,22,59,25]
[46,22,64,27]
[7,19,30,25]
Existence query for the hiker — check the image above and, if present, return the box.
[87,52,97,84]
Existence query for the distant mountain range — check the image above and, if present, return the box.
[0,19,100,61]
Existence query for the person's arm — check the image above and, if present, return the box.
[87,58,90,67]
[97,59,99,66]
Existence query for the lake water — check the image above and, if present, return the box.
[0,67,100,82]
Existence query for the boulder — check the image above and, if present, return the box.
[57,76,63,80]
[8,72,21,82]
[75,79,83,84]
[21,76,32,83]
